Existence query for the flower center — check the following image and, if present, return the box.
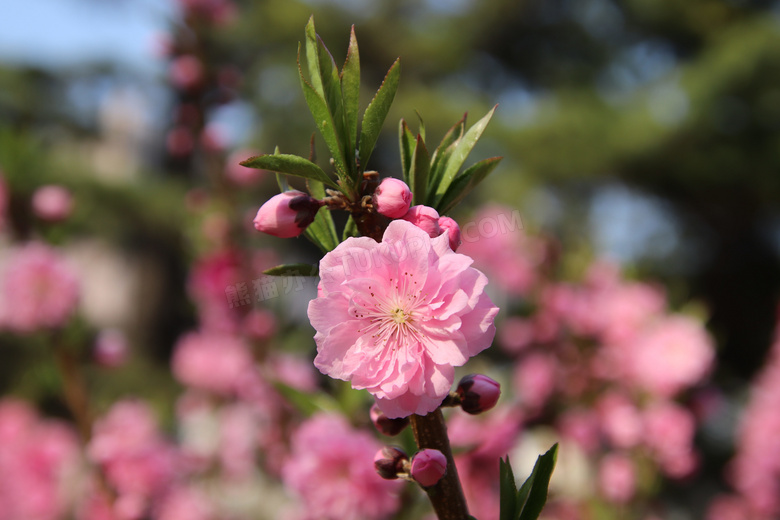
[391,307,409,324]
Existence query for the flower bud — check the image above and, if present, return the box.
[32,185,74,222]
[438,216,461,251]
[373,178,412,218]
[374,446,408,480]
[253,191,321,238]
[370,403,410,436]
[401,205,441,238]
[93,328,128,368]
[410,449,447,487]
[456,374,501,415]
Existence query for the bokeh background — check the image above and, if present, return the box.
[1,0,780,519]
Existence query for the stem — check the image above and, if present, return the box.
[53,346,93,443]
[410,409,470,520]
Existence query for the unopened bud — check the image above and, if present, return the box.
[410,449,447,487]
[253,191,321,238]
[438,216,461,251]
[374,446,408,480]
[370,404,410,436]
[32,185,74,222]
[402,205,441,238]
[456,374,501,415]
[373,178,412,219]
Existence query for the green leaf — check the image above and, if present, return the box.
[241,153,338,189]
[499,457,519,520]
[410,134,430,206]
[341,25,360,183]
[342,214,359,240]
[304,16,324,97]
[517,444,558,520]
[304,179,339,252]
[399,119,415,186]
[433,105,497,204]
[316,36,349,175]
[427,113,466,194]
[298,49,349,182]
[263,263,319,277]
[359,58,401,171]
[273,381,337,417]
[436,156,503,214]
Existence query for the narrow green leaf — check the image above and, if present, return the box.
[343,214,359,240]
[499,457,519,520]
[399,119,415,186]
[263,263,319,277]
[428,113,466,192]
[273,382,337,417]
[410,134,429,206]
[436,156,503,214]
[304,179,339,252]
[433,105,497,202]
[317,36,349,174]
[517,444,558,520]
[304,16,323,97]
[359,58,401,171]
[241,153,338,189]
[298,49,349,182]
[341,25,360,183]
[415,109,426,143]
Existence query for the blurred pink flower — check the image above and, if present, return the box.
[169,55,204,90]
[32,185,74,222]
[241,308,277,341]
[93,328,129,368]
[309,219,499,418]
[0,242,79,333]
[225,149,262,186]
[155,487,214,520]
[498,316,535,354]
[281,414,401,520]
[596,392,642,449]
[0,399,80,520]
[628,315,714,398]
[171,331,255,395]
[598,453,636,504]
[513,352,558,413]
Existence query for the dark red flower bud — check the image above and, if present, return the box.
[370,404,410,436]
[374,446,408,480]
[456,373,501,415]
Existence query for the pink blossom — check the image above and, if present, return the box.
[242,308,277,341]
[598,453,636,504]
[308,219,499,418]
[513,352,558,413]
[706,495,752,520]
[281,414,401,520]
[628,315,714,398]
[401,205,441,238]
[596,393,642,449]
[410,449,447,487]
[93,328,129,368]
[218,404,260,479]
[0,242,79,333]
[254,191,321,238]
[32,185,74,222]
[498,317,535,353]
[0,399,80,520]
[268,353,318,393]
[437,216,461,251]
[642,401,698,478]
[171,331,255,395]
[373,178,412,219]
[169,55,204,90]
[155,487,214,520]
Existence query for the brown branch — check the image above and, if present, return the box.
[410,409,470,520]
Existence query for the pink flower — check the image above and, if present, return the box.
[32,185,74,222]
[373,178,412,219]
[401,205,441,238]
[598,453,636,504]
[155,486,215,520]
[0,242,79,333]
[309,219,499,418]
[513,352,558,413]
[93,328,129,368]
[410,449,447,487]
[437,216,461,251]
[0,399,80,520]
[169,55,204,90]
[281,414,401,520]
[628,315,714,397]
[253,191,322,238]
[171,331,255,395]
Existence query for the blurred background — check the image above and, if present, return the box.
[1,0,780,518]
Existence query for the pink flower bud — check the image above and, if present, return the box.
[410,449,447,487]
[370,404,410,436]
[93,328,129,368]
[373,446,408,480]
[456,374,501,415]
[438,216,461,251]
[169,55,204,90]
[401,205,441,238]
[32,185,74,222]
[373,178,412,218]
[253,191,321,238]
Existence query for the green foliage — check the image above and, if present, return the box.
[499,444,558,520]
[263,263,319,277]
